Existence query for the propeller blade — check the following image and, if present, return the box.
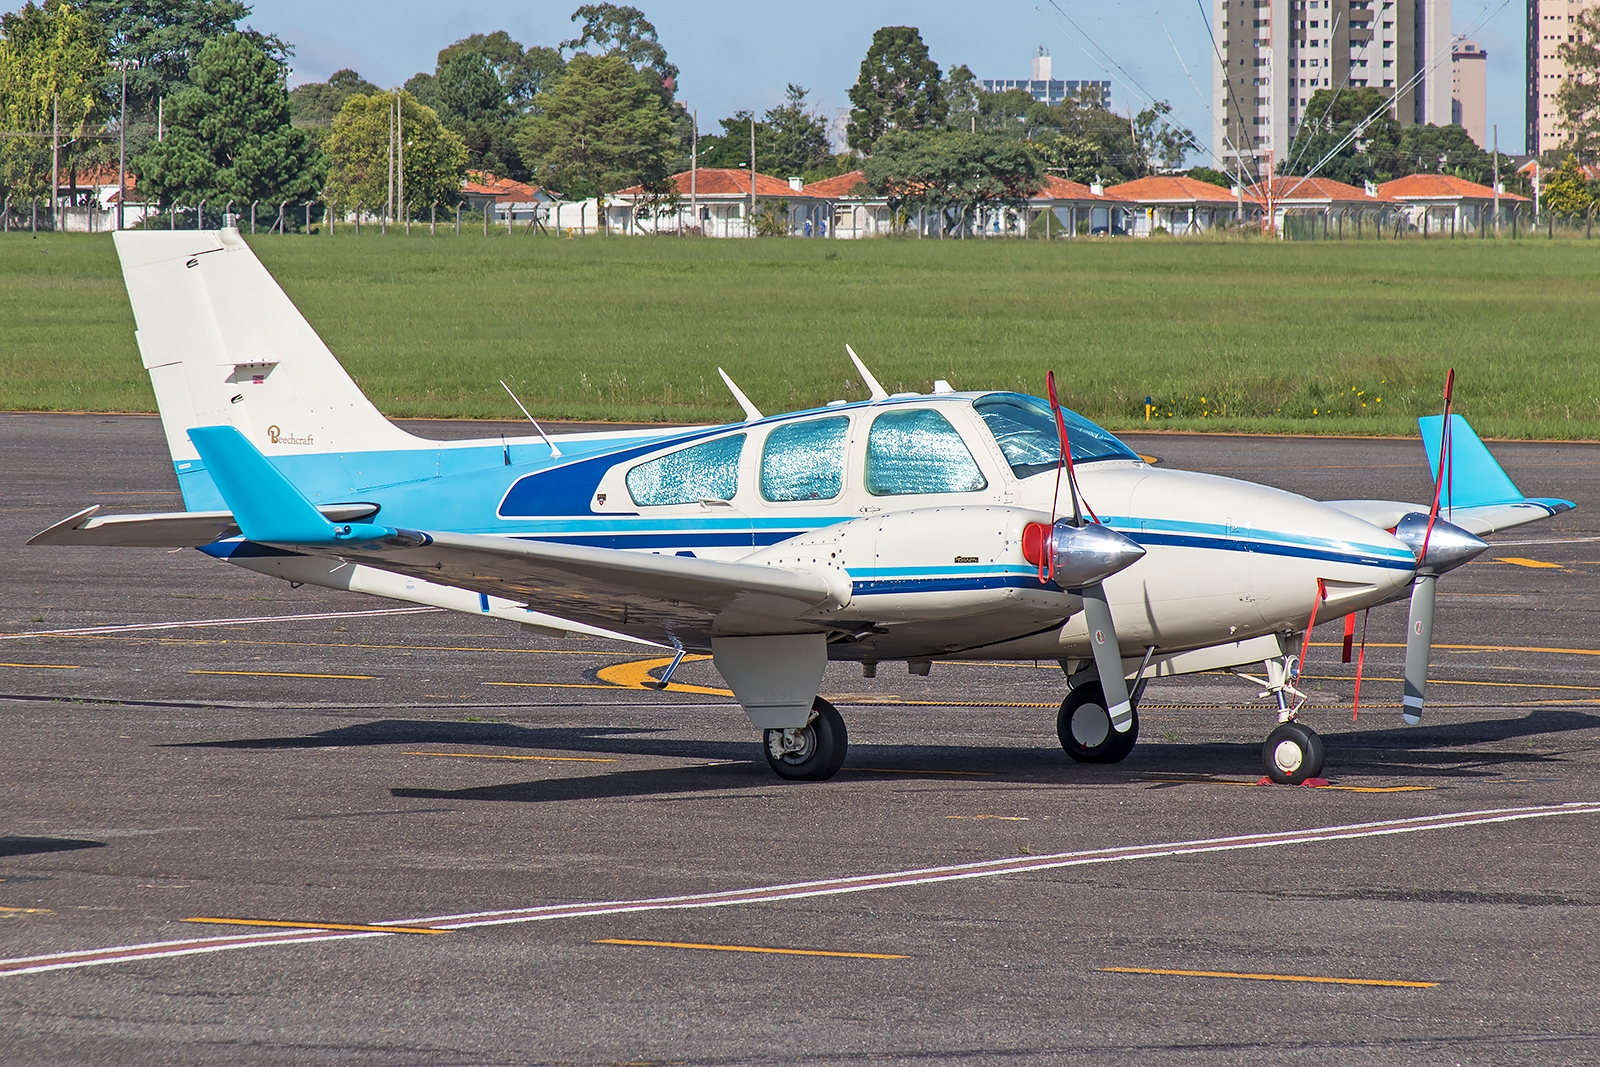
[1080,581,1134,733]
[1402,574,1436,725]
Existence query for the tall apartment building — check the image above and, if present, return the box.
[1212,0,1451,176]
[1527,0,1600,154]
[1452,40,1487,147]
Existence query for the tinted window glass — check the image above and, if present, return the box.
[626,434,744,506]
[865,409,987,496]
[761,417,849,502]
[972,393,1138,480]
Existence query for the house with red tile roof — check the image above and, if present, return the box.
[1377,174,1529,233]
[799,170,1132,239]
[1248,176,1394,236]
[1104,175,1253,235]
[611,168,824,236]
[1025,175,1131,237]
[461,172,553,224]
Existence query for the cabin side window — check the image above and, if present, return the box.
[761,417,849,502]
[864,409,988,496]
[625,434,745,506]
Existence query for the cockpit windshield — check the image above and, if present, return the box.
[972,393,1139,480]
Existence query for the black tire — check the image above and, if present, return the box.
[763,697,848,781]
[1057,682,1139,764]
[1262,721,1325,784]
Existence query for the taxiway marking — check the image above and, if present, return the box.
[857,767,994,777]
[7,803,1597,978]
[189,670,375,680]
[1495,557,1563,569]
[0,606,438,640]
[404,751,619,763]
[1100,966,1436,989]
[594,939,907,960]
[0,663,80,670]
[182,917,449,935]
[1142,778,1435,793]
[596,655,732,696]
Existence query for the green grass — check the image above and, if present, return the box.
[5,228,1600,438]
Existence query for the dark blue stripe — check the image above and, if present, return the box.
[852,576,1048,595]
[1131,531,1414,571]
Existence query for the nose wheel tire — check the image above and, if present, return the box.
[763,697,848,781]
[1057,681,1139,764]
[1262,721,1325,784]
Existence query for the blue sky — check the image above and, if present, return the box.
[28,0,1538,155]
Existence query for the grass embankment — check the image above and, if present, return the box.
[3,230,1599,438]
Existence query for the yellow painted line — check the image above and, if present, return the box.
[857,767,993,777]
[596,655,734,696]
[946,815,1030,820]
[188,669,375,680]
[182,917,448,935]
[0,662,80,669]
[484,680,643,690]
[1302,674,1600,693]
[404,750,618,763]
[1100,966,1437,989]
[594,938,907,960]
[1312,640,1600,657]
[0,906,53,914]
[1495,557,1562,569]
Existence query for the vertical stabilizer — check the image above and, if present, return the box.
[113,229,420,503]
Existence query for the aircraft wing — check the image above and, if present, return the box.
[1324,415,1575,537]
[325,531,850,645]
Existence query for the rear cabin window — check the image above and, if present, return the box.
[761,417,849,502]
[864,409,988,496]
[625,434,745,506]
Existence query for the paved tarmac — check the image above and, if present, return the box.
[4,412,1600,1066]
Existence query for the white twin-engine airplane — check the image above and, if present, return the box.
[32,228,1576,784]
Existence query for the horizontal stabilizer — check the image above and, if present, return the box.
[187,425,395,544]
[28,502,378,547]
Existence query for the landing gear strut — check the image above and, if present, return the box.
[1057,680,1140,764]
[764,697,848,781]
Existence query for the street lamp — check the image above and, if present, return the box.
[110,57,140,230]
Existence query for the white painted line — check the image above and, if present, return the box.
[5,803,1596,978]
[0,607,439,641]
[1488,537,1600,546]
[393,803,1600,929]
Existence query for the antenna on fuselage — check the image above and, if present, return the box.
[845,344,889,401]
[500,380,563,459]
[717,368,764,422]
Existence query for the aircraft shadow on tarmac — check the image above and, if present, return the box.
[0,836,107,858]
[156,708,1600,803]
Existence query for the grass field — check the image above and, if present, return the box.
[4,229,1600,438]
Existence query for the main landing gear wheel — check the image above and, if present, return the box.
[764,697,848,782]
[1262,721,1325,784]
[1057,681,1139,764]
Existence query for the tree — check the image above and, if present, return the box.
[79,0,288,125]
[862,130,1042,235]
[405,32,568,179]
[1186,166,1234,188]
[1542,153,1594,214]
[132,32,321,216]
[323,90,468,218]
[1556,8,1600,162]
[697,85,838,179]
[517,53,675,200]
[846,26,946,151]
[289,68,378,126]
[561,4,677,95]
[0,1,112,201]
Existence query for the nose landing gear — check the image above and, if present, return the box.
[1057,680,1140,763]
[1242,653,1326,784]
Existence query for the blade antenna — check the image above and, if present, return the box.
[717,368,764,422]
[846,344,889,401]
[501,380,562,458]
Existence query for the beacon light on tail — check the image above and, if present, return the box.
[29,228,1578,785]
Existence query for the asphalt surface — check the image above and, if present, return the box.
[4,412,1600,1066]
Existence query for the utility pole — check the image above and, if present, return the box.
[117,64,128,230]
[749,115,756,236]
[50,95,58,231]
[157,96,163,141]
[397,94,405,227]
[690,110,697,231]
[1533,160,1540,226]
[386,94,395,229]
[1492,124,1500,235]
